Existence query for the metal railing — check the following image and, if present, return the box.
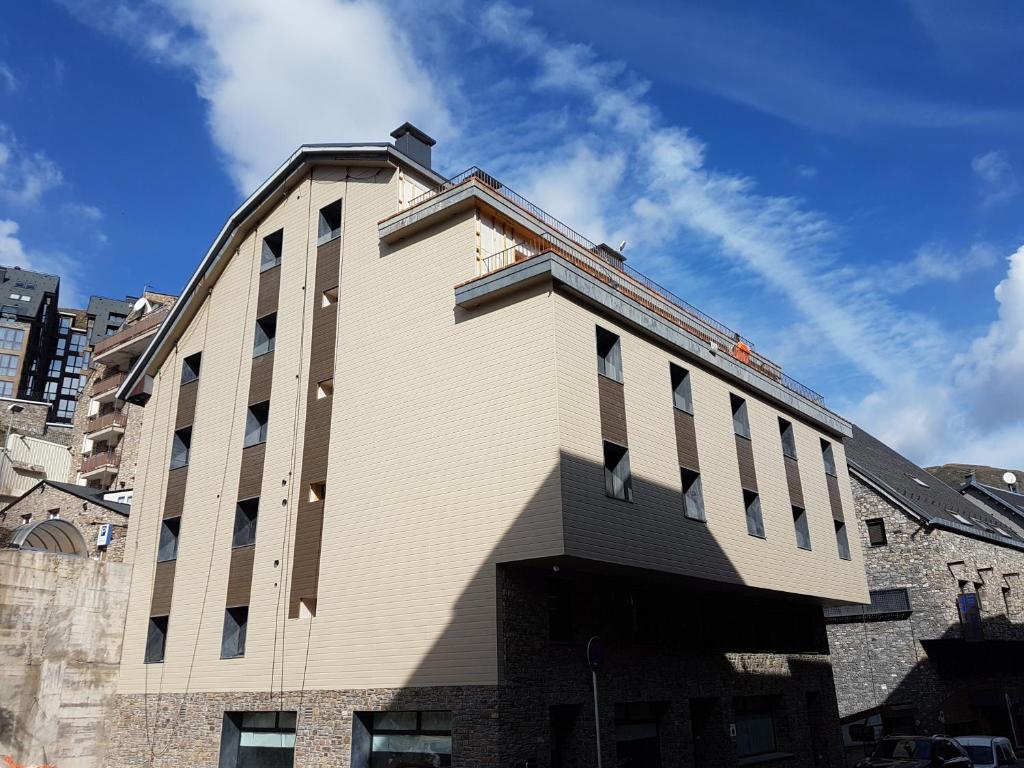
[408,166,826,406]
[86,411,127,434]
[824,588,911,622]
[93,306,170,357]
[81,450,119,475]
[93,371,127,397]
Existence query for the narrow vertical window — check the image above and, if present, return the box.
[670,363,693,413]
[244,401,270,447]
[731,394,751,439]
[821,439,837,476]
[221,606,249,658]
[603,441,632,501]
[181,352,202,385]
[866,518,887,547]
[779,418,796,459]
[145,616,168,663]
[792,506,811,550]
[596,327,623,382]
[157,517,181,561]
[681,467,705,521]
[317,200,342,245]
[835,520,851,560]
[744,490,764,538]
[253,313,277,358]
[316,379,333,400]
[233,498,259,548]
[260,229,283,271]
[170,426,191,469]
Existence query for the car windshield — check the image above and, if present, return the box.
[872,738,935,761]
[964,746,995,766]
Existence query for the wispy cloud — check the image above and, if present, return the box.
[0,125,64,205]
[972,150,1018,206]
[0,63,17,93]
[852,241,999,294]
[0,219,85,305]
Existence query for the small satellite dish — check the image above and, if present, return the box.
[132,296,153,314]
[618,240,628,253]
[1004,471,1018,486]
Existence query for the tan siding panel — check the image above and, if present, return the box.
[785,457,804,509]
[150,560,176,616]
[163,467,188,519]
[735,435,758,492]
[598,375,628,446]
[674,409,700,472]
[226,546,255,607]
[237,444,266,501]
[827,474,844,521]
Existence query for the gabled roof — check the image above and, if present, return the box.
[6,479,131,517]
[117,141,444,401]
[846,425,1024,551]
[961,479,1024,517]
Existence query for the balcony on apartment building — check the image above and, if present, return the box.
[79,449,120,481]
[379,167,834,424]
[92,370,128,403]
[91,305,170,369]
[85,411,128,443]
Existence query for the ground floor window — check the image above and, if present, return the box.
[219,711,296,768]
[353,710,453,767]
[615,702,663,767]
[734,696,778,758]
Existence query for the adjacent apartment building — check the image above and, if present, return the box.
[828,427,1024,743]
[108,125,868,768]
[68,291,176,491]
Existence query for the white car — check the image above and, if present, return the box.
[957,736,1020,768]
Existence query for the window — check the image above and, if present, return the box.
[0,382,12,397]
[360,710,452,767]
[321,286,338,307]
[170,426,192,469]
[603,441,633,501]
[670,363,693,413]
[220,712,296,768]
[0,354,18,377]
[244,401,270,447]
[835,520,851,560]
[260,229,283,271]
[48,509,59,519]
[547,578,572,641]
[157,517,181,562]
[316,378,333,400]
[731,394,751,439]
[866,518,887,546]
[181,352,202,385]
[253,313,276,358]
[20,514,31,525]
[615,703,662,766]
[951,513,974,526]
[317,200,342,245]
[779,418,797,459]
[792,506,811,550]
[821,439,837,476]
[145,616,168,663]
[744,490,765,538]
[221,606,248,658]
[734,696,777,758]
[308,481,326,503]
[56,398,76,420]
[596,327,623,382]
[233,498,258,548]
[0,327,24,350]
[681,467,705,521]
[911,476,929,488]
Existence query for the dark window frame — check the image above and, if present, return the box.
[317,200,343,245]
[603,440,633,501]
[260,229,283,272]
[866,518,887,547]
[252,313,277,358]
[779,418,797,460]
[670,363,693,413]
[681,467,705,521]
[221,605,249,659]
[181,352,202,385]
[233,498,259,548]
[792,506,811,550]
[170,426,192,470]
[157,516,181,562]
[744,489,765,538]
[244,401,270,448]
[835,520,851,560]
[145,615,168,663]
[596,326,623,383]
[731,394,751,439]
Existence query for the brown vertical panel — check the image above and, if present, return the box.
[598,376,628,446]
[735,435,758,492]
[289,238,342,618]
[163,467,188,518]
[827,474,844,522]
[175,381,198,429]
[248,351,275,404]
[785,456,804,508]
[256,265,281,317]
[237,443,267,500]
[674,409,700,472]
[225,545,255,607]
[150,560,176,616]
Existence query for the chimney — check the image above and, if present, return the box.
[964,470,976,484]
[390,122,436,169]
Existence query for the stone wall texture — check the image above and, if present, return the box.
[827,476,1024,730]
[0,549,130,768]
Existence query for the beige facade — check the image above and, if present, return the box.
[115,146,867,710]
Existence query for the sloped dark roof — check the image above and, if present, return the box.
[963,480,1024,517]
[0,266,59,319]
[10,480,130,516]
[846,425,1024,549]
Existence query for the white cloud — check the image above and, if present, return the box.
[0,219,84,305]
[0,64,17,92]
[796,165,818,180]
[971,150,1018,205]
[858,241,999,294]
[60,0,455,194]
[63,202,104,221]
[0,126,64,205]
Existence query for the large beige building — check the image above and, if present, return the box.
[109,125,868,768]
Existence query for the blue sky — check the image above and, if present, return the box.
[1,1,1022,466]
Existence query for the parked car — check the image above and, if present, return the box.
[956,736,1021,768]
[856,735,973,768]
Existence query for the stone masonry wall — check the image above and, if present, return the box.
[0,549,131,768]
[0,483,129,562]
[827,476,1024,727]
